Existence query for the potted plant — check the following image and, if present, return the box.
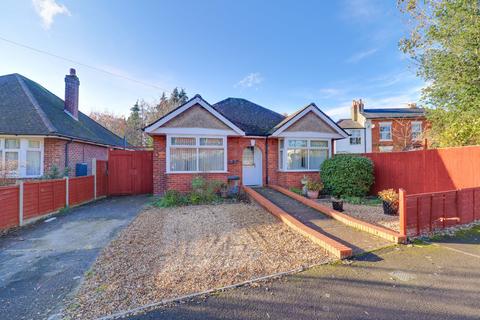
[305,180,323,199]
[331,197,344,211]
[378,189,399,215]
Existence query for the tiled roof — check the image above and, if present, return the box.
[0,73,126,147]
[361,108,426,119]
[337,119,364,129]
[212,97,285,136]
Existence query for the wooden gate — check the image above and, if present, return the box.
[108,150,153,195]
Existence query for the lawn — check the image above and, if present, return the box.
[67,202,332,319]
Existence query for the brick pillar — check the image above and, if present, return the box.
[153,135,166,195]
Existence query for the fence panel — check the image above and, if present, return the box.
[24,179,66,219]
[96,160,108,197]
[363,146,480,194]
[69,176,94,206]
[403,187,480,237]
[0,185,19,229]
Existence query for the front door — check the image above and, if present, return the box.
[242,146,262,186]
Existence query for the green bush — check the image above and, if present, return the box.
[341,196,382,206]
[320,155,374,198]
[153,190,188,207]
[289,187,303,195]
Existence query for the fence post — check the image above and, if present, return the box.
[92,158,97,200]
[65,176,69,207]
[399,188,407,237]
[17,181,24,226]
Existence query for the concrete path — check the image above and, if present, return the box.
[253,187,392,254]
[128,227,480,320]
[0,195,149,320]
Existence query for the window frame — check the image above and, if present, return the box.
[0,137,44,178]
[278,138,330,172]
[411,121,422,141]
[166,135,228,174]
[379,122,392,141]
[349,129,362,145]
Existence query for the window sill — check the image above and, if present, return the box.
[166,171,228,174]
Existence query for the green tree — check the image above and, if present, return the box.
[398,0,480,147]
[125,101,144,146]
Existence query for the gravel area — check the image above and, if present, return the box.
[66,203,332,319]
[317,199,400,232]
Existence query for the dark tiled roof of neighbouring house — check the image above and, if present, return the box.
[0,73,126,147]
[337,119,365,129]
[213,97,285,136]
[361,108,426,119]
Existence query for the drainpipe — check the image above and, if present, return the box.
[364,128,367,153]
[265,136,269,186]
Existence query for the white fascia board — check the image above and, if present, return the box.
[271,105,348,138]
[276,131,344,139]
[149,128,240,136]
[145,97,245,135]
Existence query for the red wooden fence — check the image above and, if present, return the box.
[69,176,94,206]
[364,146,480,194]
[96,160,108,197]
[108,150,153,195]
[0,185,20,229]
[23,179,66,220]
[399,187,480,237]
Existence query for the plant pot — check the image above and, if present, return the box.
[307,190,319,199]
[332,200,344,212]
[382,201,398,215]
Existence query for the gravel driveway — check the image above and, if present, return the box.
[68,202,332,319]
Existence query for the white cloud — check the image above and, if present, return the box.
[319,88,344,98]
[342,0,380,21]
[236,72,263,88]
[346,48,378,63]
[32,0,70,29]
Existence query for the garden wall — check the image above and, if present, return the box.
[364,146,480,194]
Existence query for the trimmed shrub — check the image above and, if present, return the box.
[320,155,374,198]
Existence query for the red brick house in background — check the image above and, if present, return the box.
[335,99,428,153]
[144,95,349,194]
[0,69,126,178]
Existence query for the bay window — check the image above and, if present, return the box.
[0,137,43,177]
[278,138,329,171]
[168,136,226,173]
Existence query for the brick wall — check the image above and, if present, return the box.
[43,138,108,177]
[371,118,429,152]
[152,135,324,194]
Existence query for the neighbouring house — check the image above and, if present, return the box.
[335,99,428,153]
[0,69,126,179]
[144,95,349,194]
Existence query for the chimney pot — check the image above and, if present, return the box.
[64,68,80,120]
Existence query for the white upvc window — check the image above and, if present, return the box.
[0,137,44,178]
[379,122,392,141]
[278,138,330,172]
[349,130,362,145]
[167,135,227,173]
[411,121,422,140]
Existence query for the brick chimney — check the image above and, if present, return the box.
[64,68,80,120]
[351,99,364,121]
[408,102,417,109]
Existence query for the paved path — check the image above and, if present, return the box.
[253,187,391,254]
[129,227,480,320]
[0,195,149,320]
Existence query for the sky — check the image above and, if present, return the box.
[0,0,425,120]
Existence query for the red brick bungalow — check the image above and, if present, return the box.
[0,69,126,179]
[144,95,349,194]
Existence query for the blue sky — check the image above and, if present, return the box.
[0,0,424,119]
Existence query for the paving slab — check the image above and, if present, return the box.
[128,231,480,320]
[253,187,392,254]
[0,195,149,320]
